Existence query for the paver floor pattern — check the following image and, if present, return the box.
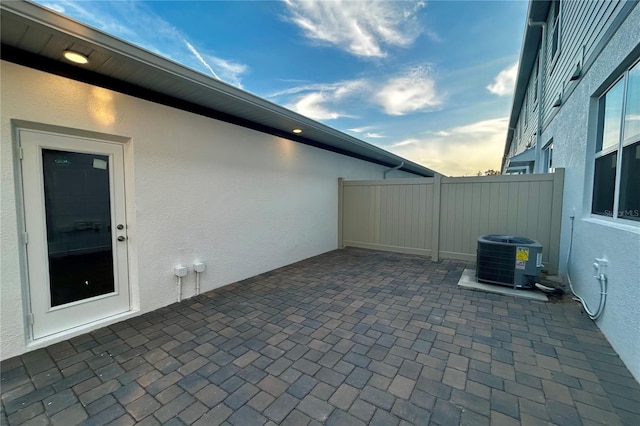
[1,248,639,425]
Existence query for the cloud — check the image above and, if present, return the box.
[290,92,343,120]
[37,0,248,87]
[348,126,375,133]
[348,126,386,139]
[487,62,518,96]
[365,132,386,139]
[272,80,367,120]
[388,117,508,176]
[270,81,366,98]
[374,66,441,115]
[272,66,440,120]
[184,40,220,80]
[283,0,425,58]
[201,55,248,88]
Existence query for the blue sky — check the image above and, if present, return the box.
[36,0,528,176]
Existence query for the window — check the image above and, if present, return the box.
[550,0,561,64]
[542,142,554,173]
[524,94,528,127]
[592,61,640,222]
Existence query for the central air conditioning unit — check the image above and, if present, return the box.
[476,235,543,289]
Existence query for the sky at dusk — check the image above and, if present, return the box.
[35,0,529,176]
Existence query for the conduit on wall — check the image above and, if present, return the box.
[566,216,607,320]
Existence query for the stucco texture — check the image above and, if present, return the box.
[546,5,640,381]
[0,61,415,359]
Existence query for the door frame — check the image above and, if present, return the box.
[13,120,138,344]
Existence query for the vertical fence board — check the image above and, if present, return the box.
[410,186,418,248]
[431,176,441,261]
[469,183,483,254]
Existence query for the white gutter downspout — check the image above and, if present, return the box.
[529,19,547,174]
[384,161,404,179]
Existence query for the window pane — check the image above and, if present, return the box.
[618,141,640,221]
[592,152,617,217]
[623,63,640,141]
[598,78,625,152]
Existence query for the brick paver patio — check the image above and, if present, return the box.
[1,248,639,425]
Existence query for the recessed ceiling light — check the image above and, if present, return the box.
[63,50,89,64]
[292,128,303,134]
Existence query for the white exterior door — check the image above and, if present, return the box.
[20,129,130,340]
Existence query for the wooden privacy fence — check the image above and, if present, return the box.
[338,169,564,274]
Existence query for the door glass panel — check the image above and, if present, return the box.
[42,149,115,307]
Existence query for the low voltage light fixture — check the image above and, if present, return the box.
[63,50,89,64]
[292,128,303,134]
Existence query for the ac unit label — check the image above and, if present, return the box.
[515,260,526,270]
[516,247,529,261]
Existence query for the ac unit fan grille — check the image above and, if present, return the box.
[477,242,516,285]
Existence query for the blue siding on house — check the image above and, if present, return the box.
[506,0,631,166]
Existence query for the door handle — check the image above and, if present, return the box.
[117,236,126,242]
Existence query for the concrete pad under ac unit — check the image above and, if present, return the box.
[457,269,548,302]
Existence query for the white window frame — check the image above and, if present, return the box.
[592,59,640,223]
[542,141,554,173]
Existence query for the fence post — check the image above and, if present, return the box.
[338,177,344,249]
[431,175,442,262]
[548,168,565,274]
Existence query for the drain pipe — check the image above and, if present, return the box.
[566,216,607,320]
[528,19,546,173]
[384,161,404,179]
[174,265,187,302]
[193,263,206,295]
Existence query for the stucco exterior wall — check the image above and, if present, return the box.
[543,4,640,380]
[0,61,416,359]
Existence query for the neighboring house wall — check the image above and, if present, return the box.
[551,5,640,381]
[508,60,539,163]
[506,1,640,380]
[0,61,416,359]
[543,0,624,129]
[507,0,632,167]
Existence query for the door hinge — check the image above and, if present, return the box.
[22,232,28,245]
[18,147,24,160]
[27,313,34,326]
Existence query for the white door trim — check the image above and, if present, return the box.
[18,128,131,340]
